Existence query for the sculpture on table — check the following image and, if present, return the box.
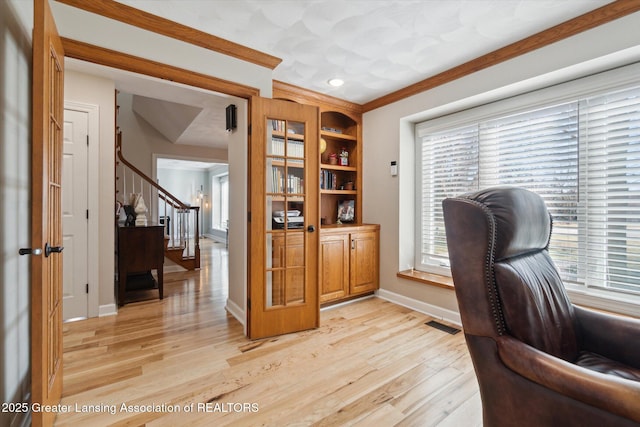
[131,193,148,226]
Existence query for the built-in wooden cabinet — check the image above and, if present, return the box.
[320,111,361,225]
[320,224,380,304]
[273,81,379,305]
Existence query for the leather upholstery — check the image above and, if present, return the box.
[443,186,640,427]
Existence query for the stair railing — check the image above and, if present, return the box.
[116,131,200,269]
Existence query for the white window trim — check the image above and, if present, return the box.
[413,61,640,316]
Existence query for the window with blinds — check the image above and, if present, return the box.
[416,84,640,296]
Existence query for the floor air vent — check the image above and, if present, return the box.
[426,320,461,335]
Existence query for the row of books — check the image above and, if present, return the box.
[270,137,304,157]
[320,170,338,190]
[269,167,304,194]
[271,120,304,135]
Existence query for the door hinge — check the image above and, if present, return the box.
[247,211,251,223]
[247,299,251,310]
[86,135,89,146]
[247,124,251,136]
[86,209,89,220]
[86,283,89,294]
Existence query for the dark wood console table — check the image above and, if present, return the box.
[117,225,164,306]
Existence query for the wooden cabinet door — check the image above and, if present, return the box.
[350,231,379,295]
[319,233,349,303]
[248,97,319,339]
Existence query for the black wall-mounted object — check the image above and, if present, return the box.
[226,104,237,131]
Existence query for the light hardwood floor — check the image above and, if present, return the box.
[57,239,481,426]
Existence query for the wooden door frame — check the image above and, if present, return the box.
[58,38,261,328]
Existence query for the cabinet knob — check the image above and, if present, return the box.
[307,225,316,233]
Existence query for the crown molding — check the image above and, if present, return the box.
[273,80,363,117]
[55,0,282,70]
[363,0,640,112]
[62,37,260,99]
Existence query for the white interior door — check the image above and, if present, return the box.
[62,108,89,320]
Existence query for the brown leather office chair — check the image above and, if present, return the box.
[442,187,640,427]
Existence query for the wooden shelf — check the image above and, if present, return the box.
[321,130,357,141]
[320,164,357,172]
[268,195,304,201]
[269,159,304,167]
[273,130,305,141]
[320,189,357,195]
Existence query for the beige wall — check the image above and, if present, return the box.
[64,70,116,310]
[1,1,32,425]
[363,12,640,323]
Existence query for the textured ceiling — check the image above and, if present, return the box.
[116,0,612,104]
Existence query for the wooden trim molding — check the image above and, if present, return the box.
[273,80,363,117]
[55,0,282,70]
[397,269,454,290]
[61,37,260,99]
[363,0,640,112]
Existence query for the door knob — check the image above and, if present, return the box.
[307,225,316,233]
[19,248,42,256]
[44,243,64,257]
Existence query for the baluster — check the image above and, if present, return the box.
[170,204,175,248]
[122,164,126,202]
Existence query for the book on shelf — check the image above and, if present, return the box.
[321,126,342,134]
[320,170,338,190]
[270,137,304,157]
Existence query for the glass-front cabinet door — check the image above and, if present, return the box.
[249,98,319,339]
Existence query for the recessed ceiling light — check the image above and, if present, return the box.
[328,78,344,87]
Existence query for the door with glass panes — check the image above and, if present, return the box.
[248,97,319,339]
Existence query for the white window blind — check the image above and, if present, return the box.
[581,87,640,294]
[480,103,579,280]
[420,125,478,271]
[416,83,640,297]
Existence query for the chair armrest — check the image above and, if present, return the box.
[497,335,640,424]
[574,305,640,369]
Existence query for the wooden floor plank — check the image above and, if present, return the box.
[56,239,481,426]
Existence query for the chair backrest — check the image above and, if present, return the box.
[443,186,579,361]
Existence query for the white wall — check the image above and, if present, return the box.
[1,1,32,426]
[363,12,640,322]
[226,101,249,322]
[64,70,116,310]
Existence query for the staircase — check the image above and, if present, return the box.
[116,131,200,270]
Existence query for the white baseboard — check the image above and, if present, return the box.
[225,298,244,326]
[98,303,118,317]
[376,289,461,327]
[204,233,226,244]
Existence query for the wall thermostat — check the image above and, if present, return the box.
[390,161,398,176]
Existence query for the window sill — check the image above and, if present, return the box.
[397,270,454,290]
